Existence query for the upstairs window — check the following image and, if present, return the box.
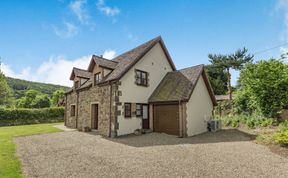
[135,70,148,86]
[94,73,101,85]
[74,81,79,89]
[124,103,131,118]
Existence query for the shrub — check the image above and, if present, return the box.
[279,120,288,131]
[260,118,274,127]
[236,59,288,118]
[246,119,256,129]
[0,107,64,126]
[273,130,288,146]
[218,113,275,129]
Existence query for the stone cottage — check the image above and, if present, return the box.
[65,36,217,137]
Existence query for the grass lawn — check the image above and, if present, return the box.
[0,123,63,178]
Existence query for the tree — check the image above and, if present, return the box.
[205,64,228,95]
[236,59,288,117]
[0,64,14,107]
[17,89,51,108]
[31,95,51,108]
[51,89,65,106]
[208,48,253,100]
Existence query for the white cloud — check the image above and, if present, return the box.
[277,0,288,10]
[280,46,288,54]
[97,0,120,16]
[69,0,89,24]
[102,50,116,59]
[1,63,31,80]
[2,55,91,87]
[53,22,78,38]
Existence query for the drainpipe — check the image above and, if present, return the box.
[76,91,79,129]
[109,82,112,137]
[64,94,67,126]
[178,100,182,138]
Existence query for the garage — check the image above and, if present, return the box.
[153,103,179,136]
[149,65,217,137]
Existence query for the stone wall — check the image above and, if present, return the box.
[65,91,77,128]
[77,83,118,136]
[65,82,122,137]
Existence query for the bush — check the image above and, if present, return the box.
[218,113,275,129]
[279,120,288,131]
[236,59,288,118]
[0,107,64,126]
[273,130,288,146]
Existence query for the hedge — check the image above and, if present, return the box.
[0,107,64,126]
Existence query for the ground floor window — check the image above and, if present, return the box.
[136,103,142,117]
[70,105,76,116]
[124,103,131,118]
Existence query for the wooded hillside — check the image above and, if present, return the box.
[6,77,69,99]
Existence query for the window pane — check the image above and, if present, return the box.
[142,105,148,119]
[136,71,141,77]
[136,104,141,109]
[124,103,131,117]
[135,70,148,86]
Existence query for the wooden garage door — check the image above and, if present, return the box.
[153,104,179,136]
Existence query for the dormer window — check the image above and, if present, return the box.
[135,70,148,86]
[94,73,101,85]
[74,81,79,89]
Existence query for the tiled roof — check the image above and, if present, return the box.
[103,36,175,82]
[70,67,92,80]
[149,65,204,102]
[65,88,73,94]
[77,78,93,90]
[67,36,176,92]
[64,78,92,94]
[149,65,217,105]
[92,55,118,70]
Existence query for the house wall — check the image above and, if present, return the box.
[80,78,88,85]
[76,84,117,136]
[103,68,112,77]
[65,91,77,128]
[117,43,173,136]
[186,75,213,136]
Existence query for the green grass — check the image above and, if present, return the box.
[0,123,63,178]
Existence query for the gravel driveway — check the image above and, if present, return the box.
[15,130,288,178]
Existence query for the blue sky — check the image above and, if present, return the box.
[0,0,288,86]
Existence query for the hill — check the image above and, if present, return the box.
[6,77,69,99]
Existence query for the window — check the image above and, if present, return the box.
[136,104,142,117]
[74,81,79,89]
[94,73,101,85]
[135,70,148,86]
[71,105,76,117]
[124,103,131,118]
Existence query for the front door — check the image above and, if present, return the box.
[91,104,98,129]
[142,104,149,129]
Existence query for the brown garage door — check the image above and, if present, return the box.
[153,103,179,136]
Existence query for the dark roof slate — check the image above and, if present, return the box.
[149,65,204,102]
[70,67,92,80]
[92,55,118,70]
[103,36,173,82]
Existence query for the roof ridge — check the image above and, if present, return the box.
[92,55,118,63]
[178,64,204,72]
[73,67,90,72]
[112,36,161,61]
